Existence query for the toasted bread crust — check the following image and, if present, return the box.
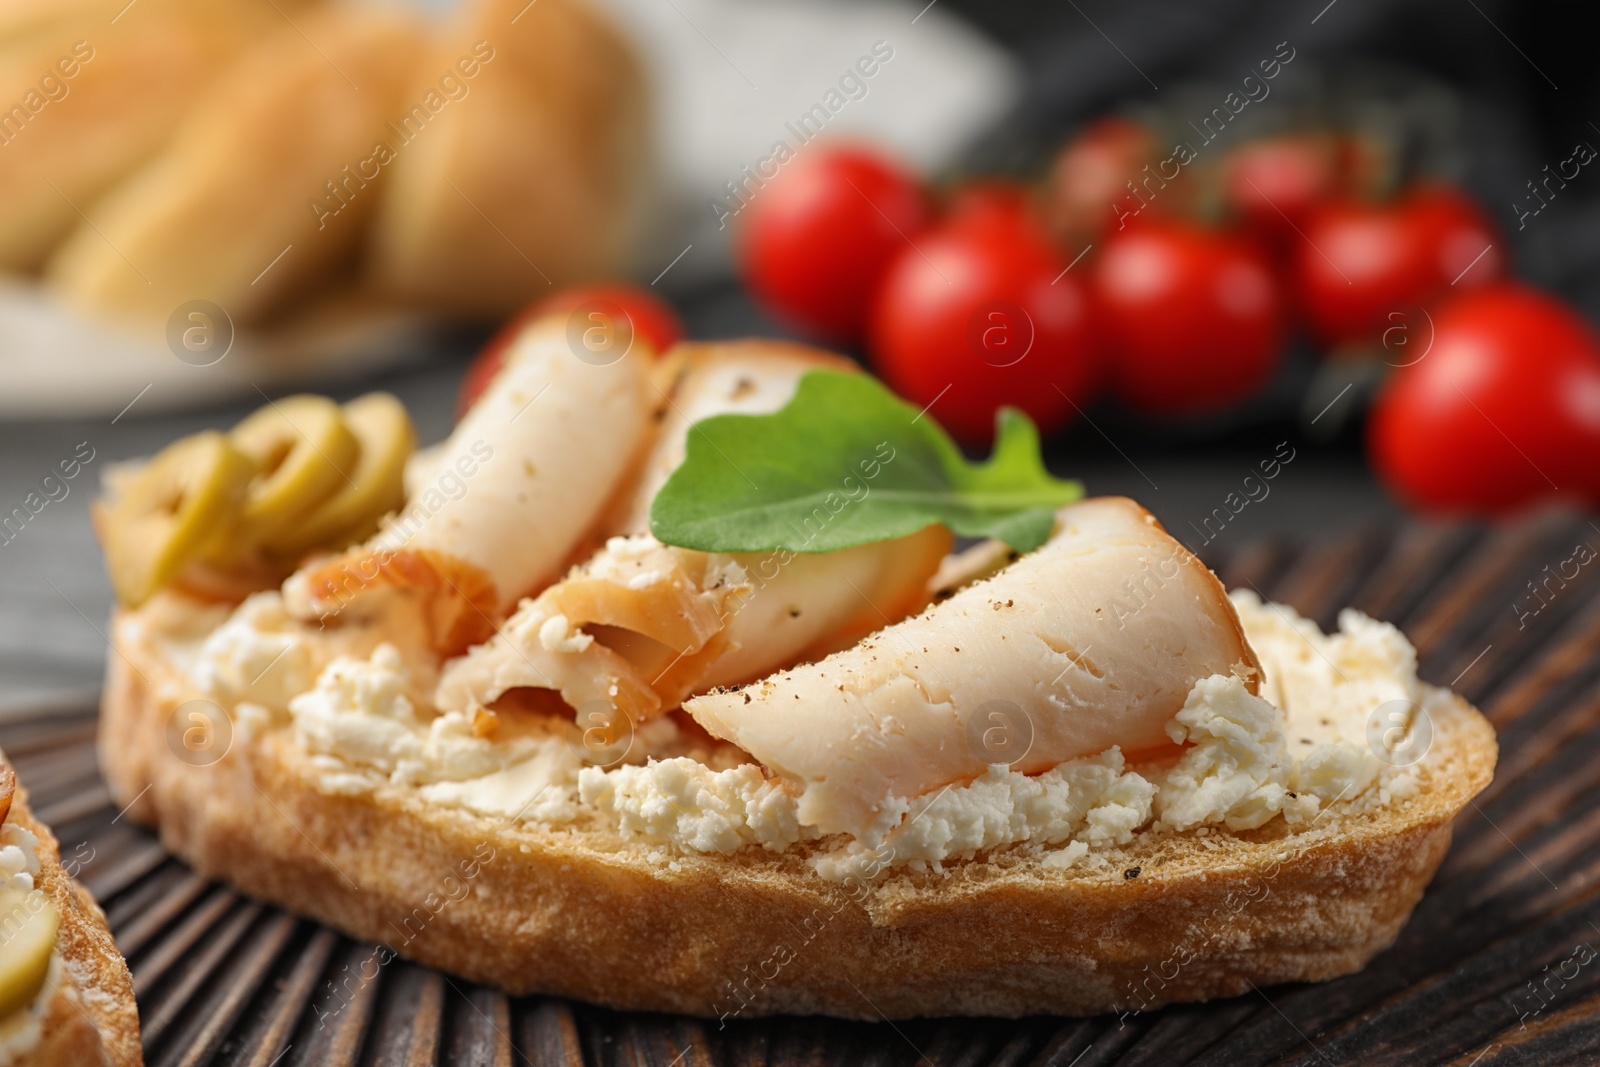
[101,606,1496,1020]
[2,760,142,1067]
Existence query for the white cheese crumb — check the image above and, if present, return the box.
[1042,841,1090,869]
[192,591,313,711]
[537,613,593,653]
[1154,675,1320,832]
[625,570,666,589]
[578,758,803,854]
[0,821,41,893]
[813,748,1155,879]
[289,644,422,776]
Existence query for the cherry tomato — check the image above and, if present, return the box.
[457,345,508,422]
[943,180,1037,235]
[1410,187,1504,290]
[1224,134,1343,245]
[531,284,684,356]
[1369,284,1600,513]
[1294,183,1502,347]
[868,214,1102,444]
[1091,218,1285,414]
[456,284,684,419]
[1044,117,1158,246]
[738,146,931,342]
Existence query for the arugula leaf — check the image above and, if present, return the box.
[648,370,1082,554]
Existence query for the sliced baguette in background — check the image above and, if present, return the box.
[101,601,1496,1020]
[369,0,649,316]
[45,5,424,327]
[0,0,318,271]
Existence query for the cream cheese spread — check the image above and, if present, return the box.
[203,588,1427,881]
[194,592,316,712]
[0,822,40,895]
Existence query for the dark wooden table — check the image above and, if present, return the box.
[5,510,1598,1067]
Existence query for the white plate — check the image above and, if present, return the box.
[0,279,442,420]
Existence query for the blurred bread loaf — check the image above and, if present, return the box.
[45,5,425,327]
[0,0,307,270]
[16,0,649,333]
[369,0,649,316]
[0,0,106,43]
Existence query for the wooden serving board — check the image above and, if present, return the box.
[5,511,1599,1066]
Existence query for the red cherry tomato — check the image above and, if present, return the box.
[868,214,1102,444]
[457,343,510,422]
[943,180,1037,235]
[1294,183,1502,347]
[1410,187,1504,290]
[531,284,684,356]
[1044,117,1158,245]
[1091,218,1285,414]
[1224,135,1343,244]
[738,146,931,342]
[1369,284,1600,513]
[456,284,684,419]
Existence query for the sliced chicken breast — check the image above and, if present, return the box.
[435,341,951,717]
[603,341,857,535]
[288,315,652,652]
[684,497,1260,841]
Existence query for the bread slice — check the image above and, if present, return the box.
[45,5,427,326]
[0,0,314,271]
[0,753,142,1066]
[100,599,1496,1020]
[368,0,648,315]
